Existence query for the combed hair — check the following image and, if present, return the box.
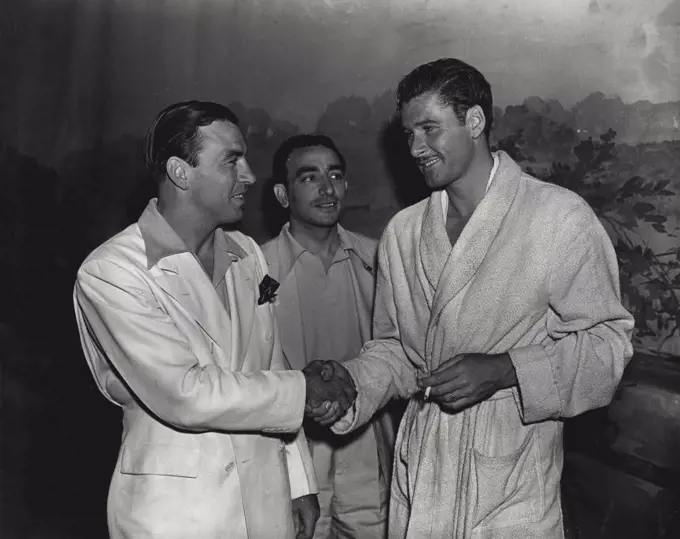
[396,58,493,139]
[144,100,240,182]
[271,133,346,187]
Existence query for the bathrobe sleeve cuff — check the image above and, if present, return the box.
[509,344,563,423]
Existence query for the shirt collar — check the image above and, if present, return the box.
[440,152,500,219]
[280,222,354,267]
[138,199,247,272]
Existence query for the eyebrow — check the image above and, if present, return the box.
[294,164,344,177]
[413,119,438,127]
[221,149,245,160]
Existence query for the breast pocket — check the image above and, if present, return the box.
[471,429,543,531]
[121,443,200,479]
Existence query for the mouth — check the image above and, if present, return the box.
[315,200,339,210]
[417,156,441,170]
[231,192,247,202]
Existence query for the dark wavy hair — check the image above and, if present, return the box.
[271,133,346,187]
[144,100,240,182]
[396,58,493,140]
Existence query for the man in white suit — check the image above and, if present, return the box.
[73,101,356,539]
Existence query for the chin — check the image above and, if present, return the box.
[309,216,339,227]
[425,172,457,190]
[220,212,243,226]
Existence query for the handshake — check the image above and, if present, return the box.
[302,360,357,426]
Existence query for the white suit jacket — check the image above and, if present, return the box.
[73,200,317,539]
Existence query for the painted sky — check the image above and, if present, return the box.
[2,0,679,162]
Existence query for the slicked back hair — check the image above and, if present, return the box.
[396,58,493,140]
[144,100,240,182]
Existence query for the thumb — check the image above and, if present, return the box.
[320,362,335,382]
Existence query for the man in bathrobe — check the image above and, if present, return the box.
[262,134,397,538]
[307,59,635,538]
[73,101,356,539]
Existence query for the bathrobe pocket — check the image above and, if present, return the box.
[471,394,544,531]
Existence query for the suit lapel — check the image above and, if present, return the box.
[152,253,232,356]
[222,256,258,372]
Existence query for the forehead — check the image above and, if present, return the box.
[287,145,342,171]
[401,92,456,128]
[197,120,245,155]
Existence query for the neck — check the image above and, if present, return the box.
[157,196,216,255]
[444,149,494,218]
[288,218,340,257]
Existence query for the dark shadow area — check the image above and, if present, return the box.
[561,353,680,538]
[260,176,289,240]
[1,140,149,538]
[378,114,429,208]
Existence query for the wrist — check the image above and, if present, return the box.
[495,353,518,389]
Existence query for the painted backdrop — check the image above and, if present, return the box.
[1,1,679,537]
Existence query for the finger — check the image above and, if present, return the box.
[318,413,342,427]
[417,355,466,387]
[439,394,477,413]
[320,362,335,382]
[427,378,468,399]
[319,401,347,425]
[418,363,464,388]
[305,401,329,414]
[316,401,341,425]
[305,401,331,418]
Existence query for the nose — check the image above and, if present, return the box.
[319,175,336,196]
[409,132,427,159]
[239,159,256,185]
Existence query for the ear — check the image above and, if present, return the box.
[165,157,191,190]
[273,183,290,208]
[465,105,486,140]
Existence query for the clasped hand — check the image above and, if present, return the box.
[417,352,517,413]
[302,360,357,426]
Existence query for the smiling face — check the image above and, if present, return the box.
[401,91,477,191]
[274,145,347,228]
[188,120,255,225]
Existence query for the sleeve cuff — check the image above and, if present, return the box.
[286,441,319,499]
[330,364,361,434]
[509,345,563,423]
[262,370,307,434]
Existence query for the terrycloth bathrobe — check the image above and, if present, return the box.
[262,224,397,486]
[332,151,634,538]
[73,200,317,539]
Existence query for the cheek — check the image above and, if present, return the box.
[292,185,315,203]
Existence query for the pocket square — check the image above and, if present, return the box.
[258,274,280,305]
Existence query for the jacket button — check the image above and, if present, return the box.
[224,462,235,474]
[264,331,272,341]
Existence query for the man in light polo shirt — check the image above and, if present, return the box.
[262,134,397,539]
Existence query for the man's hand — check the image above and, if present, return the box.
[417,353,517,413]
[292,494,320,539]
[303,360,357,426]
